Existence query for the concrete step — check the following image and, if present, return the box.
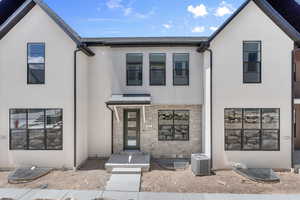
[105,174,141,192]
[112,168,141,174]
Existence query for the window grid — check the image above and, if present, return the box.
[149,53,166,86]
[27,43,45,84]
[225,108,280,151]
[158,110,189,141]
[173,53,190,86]
[243,41,262,84]
[9,109,63,150]
[126,53,143,86]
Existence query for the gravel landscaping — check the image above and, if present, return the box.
[1,159,300,194]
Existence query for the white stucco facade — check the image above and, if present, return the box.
[0,0,298,170]
[0,5,77,168]
[210,1,294,169]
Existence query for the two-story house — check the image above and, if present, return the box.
[0,0,299,171]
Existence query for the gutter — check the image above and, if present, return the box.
[197,42,214,170]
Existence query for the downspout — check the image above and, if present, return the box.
[74,48,80,169]
[208,49,213,170]
[198,43,213,170]
[106,104,114,155]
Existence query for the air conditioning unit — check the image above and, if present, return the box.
[191,153,211,176]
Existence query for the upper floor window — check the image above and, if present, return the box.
[173,53,189,85]
[150,53,166,85]
[243,41,261,83]
[126,53,143,86]
[27,43,45,84]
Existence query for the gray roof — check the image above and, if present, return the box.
[209,0,300,44]
[82,37,208,46]
[0,0,94,56]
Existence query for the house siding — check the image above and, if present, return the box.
[210,1,294,169]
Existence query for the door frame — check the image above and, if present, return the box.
[123,109,140,150]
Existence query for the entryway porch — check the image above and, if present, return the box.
[105,151,151,172]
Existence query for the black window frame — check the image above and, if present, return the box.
[149,53,166,86]
[173,53,190,86]
[9,108,63,151]
[243,41,262,84]
[126,53,143,86]
[27,43,46,84]
[158,110,190,141]
[224,108,280,151]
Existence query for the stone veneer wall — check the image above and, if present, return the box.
[113,105,202,158]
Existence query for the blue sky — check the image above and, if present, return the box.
[43,0,246,37]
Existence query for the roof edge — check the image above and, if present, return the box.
[0,0,35,40]
[208,0,251,42]
[208,0,300,43]
[254,0,300,42]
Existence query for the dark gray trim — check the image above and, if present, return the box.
[126,53,143,86]
[292,49,295,168]
[106,104,114,154]
[243,41,262,84]
[105,101,151,106]
[0,0,94,57]
[173,53,190,86]
[0,0,35,40]
[209,0,300,43]
[27,42,46,84]
[82,37,208,47]
[9,108,63,151]
[73,48,80,168]
[158,110,190,141]
[254,0,300,42]
[149,53,166,86]
[124,109,140,150]
[224,108,281,151]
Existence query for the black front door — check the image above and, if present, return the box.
[124,109,140,150]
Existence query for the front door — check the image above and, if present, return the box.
[124,109,140,150]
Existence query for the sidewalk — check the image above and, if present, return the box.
[0,188,299,200]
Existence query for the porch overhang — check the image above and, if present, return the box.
[106,94,152,123]
[106,94,152,106]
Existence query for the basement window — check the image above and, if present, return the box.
[224,108,280,151]
[10,109,63,150]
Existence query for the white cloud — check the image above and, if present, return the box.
[209,26,218,31]
[105,0,154,19]
[106,0,122,9]
[192,26,205,33]
[163,24,172,29]
[134,9,155,19]
[124,7,132,16]
[215,1,234,17]
[187,4,208,18]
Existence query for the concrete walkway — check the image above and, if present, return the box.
[0,188,300,200]
[105,168,141,192]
